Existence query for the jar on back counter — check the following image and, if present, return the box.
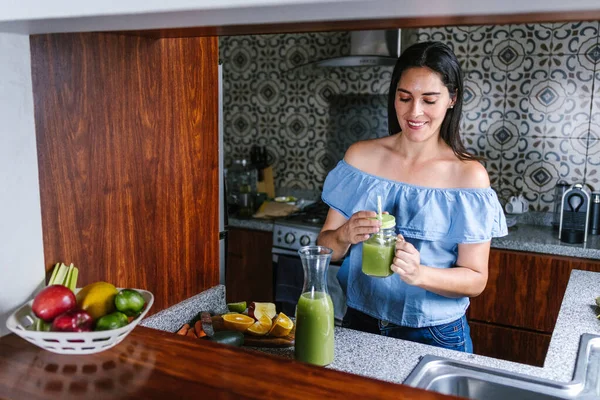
[362,214,396,278]
[226,159,258,217]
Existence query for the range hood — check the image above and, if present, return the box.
[295,29,415,69]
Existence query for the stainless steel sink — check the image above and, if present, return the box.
[403,334,600,399]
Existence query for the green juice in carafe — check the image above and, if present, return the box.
[362,240,395,277]
[294,292,334,366]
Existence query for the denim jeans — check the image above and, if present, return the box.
[342,307,473,353]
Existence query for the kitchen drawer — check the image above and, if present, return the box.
[468,320,551,366]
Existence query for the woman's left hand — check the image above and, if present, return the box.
[391,234,422,285]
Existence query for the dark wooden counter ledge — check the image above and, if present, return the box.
[0,326,457,400]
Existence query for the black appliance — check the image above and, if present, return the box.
[558,183,592,244]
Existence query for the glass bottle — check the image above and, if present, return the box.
[226,159,257,218]
[589,192,600,235]
[362,214,396,278]
[295,246,335,366]
[552,181,569,231]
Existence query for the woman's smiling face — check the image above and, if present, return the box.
[394,66,455,143]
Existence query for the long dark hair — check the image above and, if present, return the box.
[387,41,478,161]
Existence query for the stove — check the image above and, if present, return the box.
[272,201,329,252]
[283,200,330,226]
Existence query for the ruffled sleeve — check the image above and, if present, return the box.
[321,160,378,219]
[457,189,508,243]
[397,187,508,243]
[321,160,508,244]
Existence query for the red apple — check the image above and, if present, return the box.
[32,285,76,322]
[51,309,94,332]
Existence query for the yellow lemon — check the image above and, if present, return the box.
[222,313,255,332]
[76,282,118,320]
[267,312,294,337]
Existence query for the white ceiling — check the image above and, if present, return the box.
[0,0,599,34]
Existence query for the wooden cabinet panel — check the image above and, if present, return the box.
[469,249,600,332]
[226,228,274,303]
[469,320,551,367]
[31,33,220,315]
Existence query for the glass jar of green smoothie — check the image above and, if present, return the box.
[362,214,396,278]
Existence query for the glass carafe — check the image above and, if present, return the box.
[295,246,335,366]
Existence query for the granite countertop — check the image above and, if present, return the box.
[492,224,600,260]
[228,217,274,232]
[543,269,600,382]
[141,269,600,386]
[229,217,600,260]
[257,269,600,384]
[254,325,545,385]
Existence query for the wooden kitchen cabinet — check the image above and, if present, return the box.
[469,321,551,367]
[468,248,600,366]
[225,227,274,303]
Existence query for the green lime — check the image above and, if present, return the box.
[114,289,146,317]
[94,311,129,331]
[227,301,247,313]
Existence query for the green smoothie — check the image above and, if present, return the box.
[294,292,334,366]
[362,240,395,277]
[362,214,396,278]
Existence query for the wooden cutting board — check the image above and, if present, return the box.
[256,166,275,198]
[211,315,295,348]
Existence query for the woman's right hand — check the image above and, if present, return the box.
[338,211,382,245]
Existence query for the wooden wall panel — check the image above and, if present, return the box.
[30,33,220,314]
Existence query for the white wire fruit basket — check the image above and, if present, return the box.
[6,288,153,355]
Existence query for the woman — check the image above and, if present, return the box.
[317,41,507,353]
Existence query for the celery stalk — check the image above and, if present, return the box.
[64,263,74,288]
[52,263,68,286]
[47,263,60,286]
[32,318,50,332]
[67,264,78,292]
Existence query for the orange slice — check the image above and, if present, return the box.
[268,312,294,337]
[246,315,272,336]
[222,313,255,332]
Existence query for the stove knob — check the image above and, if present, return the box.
[284,232,295,244]
[299,235,311,246]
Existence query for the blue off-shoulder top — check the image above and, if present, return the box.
[322,160,507,328]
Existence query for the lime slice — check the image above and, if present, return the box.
[227,301,247,313]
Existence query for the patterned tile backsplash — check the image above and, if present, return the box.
[220,22,600,211]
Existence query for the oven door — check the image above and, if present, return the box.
[272,247,347,325]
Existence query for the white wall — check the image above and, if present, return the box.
[0,33,45,336]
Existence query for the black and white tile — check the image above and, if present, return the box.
[221,21,600,207]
